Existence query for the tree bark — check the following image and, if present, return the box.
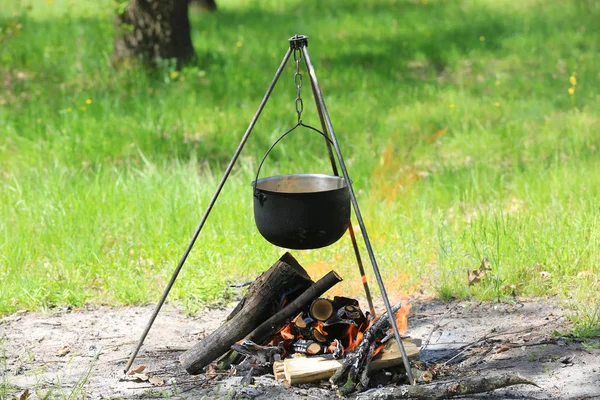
[180,253,313,374]
[113,0,195,68]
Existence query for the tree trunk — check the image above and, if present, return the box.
[180,253,314,374]
[113,0,195,68]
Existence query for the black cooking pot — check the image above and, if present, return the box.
[252,173,350,249]
[251,124,351,249]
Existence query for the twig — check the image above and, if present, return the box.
[443,316,563,365]
[421,304,457,350]
[151,347,189,352]
[85,335,126,340]
[229,281,252,288]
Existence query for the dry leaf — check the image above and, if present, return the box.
[420,370,433,383]
[540,271,551,280]
[18,389,30,400]
[149,376,164,386]
[56,345,71,357]
[468,258,492,286]
[120,373,150,383]
[128,364,147,375]
[503,283,523,296]
[495,343,515,354]
[132,373,149,382]
[205,364,217,378]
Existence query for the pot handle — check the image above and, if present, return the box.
[253,123,335,198]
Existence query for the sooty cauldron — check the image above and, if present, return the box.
[252,173,350,249]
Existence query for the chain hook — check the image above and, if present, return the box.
[293,48,304,124]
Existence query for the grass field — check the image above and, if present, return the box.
[0,0,599,334]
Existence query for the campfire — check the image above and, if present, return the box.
[270,298,417,393]
[179,253,419,396]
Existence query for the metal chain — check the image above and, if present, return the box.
[293,48,303,123]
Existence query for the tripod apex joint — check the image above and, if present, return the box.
[289,34,309,49]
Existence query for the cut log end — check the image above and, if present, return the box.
[311,298,334,321]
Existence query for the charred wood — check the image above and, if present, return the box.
[330,303,402,393]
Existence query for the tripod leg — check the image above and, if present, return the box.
[304,67,376,318]
[301,44,416,385]
[124,47,293,373]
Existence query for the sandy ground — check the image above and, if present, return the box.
[1,298,598,400]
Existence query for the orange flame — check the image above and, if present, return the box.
[279,323,295,341]
[345,324,364,352]
[313,321,328,338]
[372,344,384,357]
[394,301,411,335]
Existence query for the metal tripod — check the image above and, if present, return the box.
[125,34,415,385]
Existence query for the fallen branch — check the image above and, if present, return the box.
[356,373,537,399]
[494,338,558,353]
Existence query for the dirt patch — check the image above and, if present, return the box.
[1,299,598,399]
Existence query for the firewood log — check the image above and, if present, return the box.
[245,270,342,346]
[180,253,313,374]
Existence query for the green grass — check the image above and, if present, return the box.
[0,0,599,333]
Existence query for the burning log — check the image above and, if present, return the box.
[293,314,328,343]
[217,269,343,371]
[244,270,342,346]
[273,338,420,385]
[180,253,314,374]
[330,303,402,396]
[324,304,366,328]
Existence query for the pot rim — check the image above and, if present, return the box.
[251,173,349,194]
